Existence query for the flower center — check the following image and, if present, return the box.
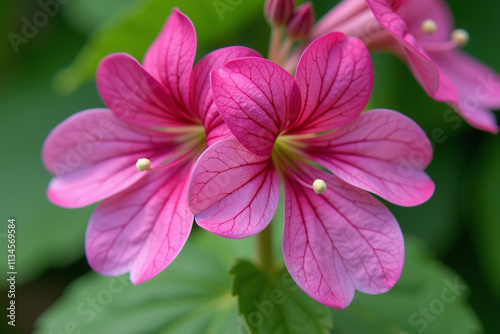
[135,125,206,173]
[272,134,327,194]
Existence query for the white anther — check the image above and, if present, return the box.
[312,179,327,194]
[452,29,469,47]
[136,158,151,172]
[421,19,437,35]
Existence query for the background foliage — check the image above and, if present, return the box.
[0,0,499,333]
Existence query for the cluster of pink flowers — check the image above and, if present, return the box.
[43,0,499,308]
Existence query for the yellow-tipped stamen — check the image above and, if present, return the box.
[452,28,469,47]
[421,19,437,35]
[312,179,327,194]
[152,124,204,134]
[136,158,151,172]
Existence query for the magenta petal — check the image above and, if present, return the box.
[293,32,373,133]
[390,0,408,11]
[42,109,176,208]
[366,0,440,96]
[211,57,300,156]
[304,109,434,206]
[143,8,196,108]
[97,53,193,128]
[365,0,410,42]
[86,164,193,284]
[283,169,404,308]
[402,0,453,44]
[430,50,500,133]
[188,137,280,238]
[190,46,262,123]
[312,0,367,39]
[190,46,262,146]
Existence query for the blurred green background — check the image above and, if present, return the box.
[0,0,499,333]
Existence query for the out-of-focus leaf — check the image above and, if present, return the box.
[1,0,107,288]
[231,261,332,334]
[331,238,482,334]
[0,80,101,287]
[467,134,500,299]
[34,232,255,334]
[54,0,263,94]
[62,0,136,34]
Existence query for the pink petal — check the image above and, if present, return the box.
[143,8,196,109]
[367,0,498,133]
[211,57,301,156]
[42,109,177,208]
[401,0,454,44]
[188,137,280,238]
[283,168,404,309]
[365,0,408,41]
[391,0,408,11]
[86,163,193,284]
[97,53,195,128]
[190,46,262,146]
[366,0,440,95]
[312,0,367,39]
[313,0,407,39]
[430,50,500,133]
[292,32,373,133]
[303,109,434,206]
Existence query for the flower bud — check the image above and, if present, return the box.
[265,0,295,26]
[286,2,314,40]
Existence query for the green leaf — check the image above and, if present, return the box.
[0,80,101,287]
[467,135,500,300]
[54,0,263,94]
[62,0,137,34]
[331,238,482,334]
[231,260,332,334]
[34,232,256,334]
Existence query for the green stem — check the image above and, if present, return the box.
[268,26,282,63]
[257,223,275,276]
[276,37,294,66]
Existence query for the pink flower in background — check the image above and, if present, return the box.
[265,0,295,26]
[42,9,259,284]
[287,2,315,40]
[188,32,434,308]
[312,0,500,133]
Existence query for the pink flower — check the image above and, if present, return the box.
[287,2,315,40]
[265,0,295,26]
[312,0,500,133]
[188,32,434,308]
[42,9,259,284]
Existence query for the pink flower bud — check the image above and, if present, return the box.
[265,0,295,26]
[287,2,314,40]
